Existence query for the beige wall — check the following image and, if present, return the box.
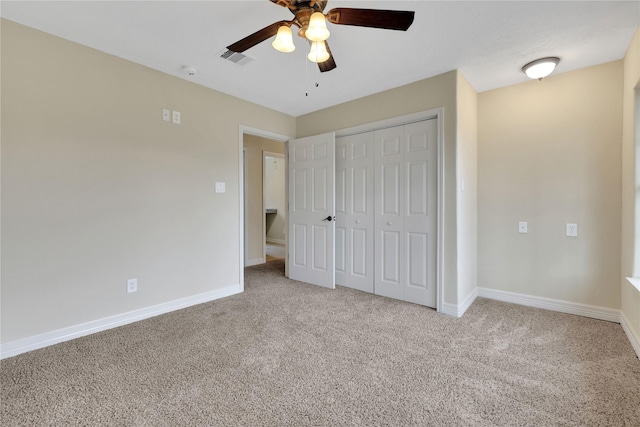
[297,71,464,306]
[478,61,623,308]
[243,135,285,264]
[621,28,640,343]
[0,20,295,343]
[456,72,478,306]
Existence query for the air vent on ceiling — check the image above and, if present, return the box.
[219,50,253,66]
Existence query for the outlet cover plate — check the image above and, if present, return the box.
[566,223,578,237]
[518,221,528,233]
[127,278,138,293]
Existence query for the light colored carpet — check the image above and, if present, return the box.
[2,259,639,426]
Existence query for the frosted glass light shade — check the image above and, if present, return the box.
[272,26,295,52]
[308,41,330,63]
[306,12,330,41]
[522,57,560,80]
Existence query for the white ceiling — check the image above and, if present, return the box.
[2,1,638,117]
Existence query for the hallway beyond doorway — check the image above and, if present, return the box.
[266,243,285,262]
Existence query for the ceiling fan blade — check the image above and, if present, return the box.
[326,8,415,31]
[318,42,336,73]
[227,21,289,53]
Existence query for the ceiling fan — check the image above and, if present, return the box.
[226,0,415,72]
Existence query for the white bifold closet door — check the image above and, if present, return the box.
[335,119,437,308]
[375,120,437,307]
[335,132,375,292]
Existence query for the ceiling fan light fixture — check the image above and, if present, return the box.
[272,25,295,52]
[307,41,330,63]
[306,12,330,42]
[522,57,560,80]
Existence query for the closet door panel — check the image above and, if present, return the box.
[335,133,374,292]
[375,126,405,300]
[403,120,437,307]
[335,143,348,284]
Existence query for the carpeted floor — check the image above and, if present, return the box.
[2,259,639,426]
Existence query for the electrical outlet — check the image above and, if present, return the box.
[127,278,138,293]
[518,221,528,234]
[566,223,578,237]
[172,110,181,124]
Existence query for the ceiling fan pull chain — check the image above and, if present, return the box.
[305,48,309,97]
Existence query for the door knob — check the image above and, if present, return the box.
[387,221,393,226]
[322,215,335,222]
[356,220,361,224]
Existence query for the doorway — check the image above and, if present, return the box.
[240,128,289,277]
[264,152,286,262]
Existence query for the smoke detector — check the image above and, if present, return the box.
[182,66,198,76]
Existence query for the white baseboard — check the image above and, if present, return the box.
[620,312,640,360]
[245,257,265,267]
[440,288,478,318]
[0,283,242,360]
[266,238,285,245]
[477,287,620,323]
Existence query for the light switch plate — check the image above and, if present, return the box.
[518,221,528,233]
[215,182,225,193]
[162,109,171,122]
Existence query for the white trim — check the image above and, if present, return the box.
[440,302,459,317]
[620,312,640,360]
[242,147,248,267]
[238,125,292,292]
[331,108,445,314]
[334,110,439,138]
[436,110,445,315]
[440,288,478,318]
[0,284,242,360]
[459,287,478,315]
[245,257,265,267]
[626,277,640,293]
[477,287,620,323]
[266,238,286,245]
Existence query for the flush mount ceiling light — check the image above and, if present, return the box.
[522,57,560,81]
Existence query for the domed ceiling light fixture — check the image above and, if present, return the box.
[307,40,330,63]
[305,11,330,42]
[272,25,296,52]
[522,57,560,81]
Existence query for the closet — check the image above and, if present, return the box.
[335,119,437,307]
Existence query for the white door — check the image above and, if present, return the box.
[335,132,375,292]
[374,125,405,300]
[403,120,437,307]
[374,120,437,307]
[288,132,336,288]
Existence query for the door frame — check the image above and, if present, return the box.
[333,108,445,313]
[239,126,292,292]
